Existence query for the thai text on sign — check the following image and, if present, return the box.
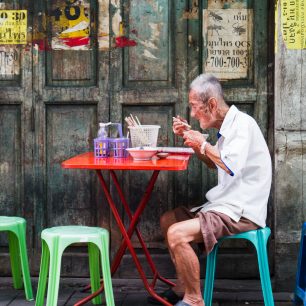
[280,0,306,49]
[0,10,27,44]
[203,9,253,79]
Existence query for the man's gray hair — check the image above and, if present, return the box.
[190,74,224,104]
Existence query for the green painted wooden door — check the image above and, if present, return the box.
[0,0,35,274]
[30,0,112,275]
[0,0,270,278]
[111,0,271,279]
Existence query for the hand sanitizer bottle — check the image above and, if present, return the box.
[97,122,111,138]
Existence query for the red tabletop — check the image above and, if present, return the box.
[61,152,191,171]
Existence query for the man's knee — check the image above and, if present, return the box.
[160,210,177,235]
[167,223,186,250]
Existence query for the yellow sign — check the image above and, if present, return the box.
[51,0,90,50]
[0,10,27,44]
[280,0,306,49]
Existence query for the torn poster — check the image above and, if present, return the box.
[50,0,91,50]
[0,10,27,44]
[203,9,253,80]
[280,0,306,49]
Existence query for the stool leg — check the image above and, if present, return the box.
[46,239,62,306]
[8,231,22,289]
[100,235,115,306]
[88,242,103,305]
[16,222,34,301]
[256,233,274,306]
[203,244,219,306]
[35,240,50,306]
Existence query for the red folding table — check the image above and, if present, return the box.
[61,152,191,306]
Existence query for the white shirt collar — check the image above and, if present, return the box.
[219,105,239,138]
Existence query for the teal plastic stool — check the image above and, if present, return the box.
[204,227,274,306]
[35,226,115,306]
[0,216,34,301]
[293,222,306,305]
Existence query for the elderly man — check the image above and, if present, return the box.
[149,74,272,306]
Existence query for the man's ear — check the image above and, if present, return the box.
[209,97,218,112]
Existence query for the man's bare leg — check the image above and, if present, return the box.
[167,218,204,306]
[160,211,186,295]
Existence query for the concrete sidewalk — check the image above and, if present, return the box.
[0,278,294,305]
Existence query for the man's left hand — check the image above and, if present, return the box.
[183,130,206,149]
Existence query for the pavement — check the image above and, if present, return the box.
[0,278,295,306]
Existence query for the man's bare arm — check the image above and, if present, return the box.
[193,146,217,169]
[203,143,231,174]
[183,130,231,175]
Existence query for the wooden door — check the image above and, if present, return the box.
[0,0,34,274]
[31,0,112,275]
[111,0,271,279]
[0,0,271,279]
[109,0,189,278]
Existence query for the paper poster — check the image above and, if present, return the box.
[0,10,27,44]
[0,47,19,76]
[280,0,306,49]
[51,0,91,50]
[203,9,253,79]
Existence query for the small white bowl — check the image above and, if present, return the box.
[126,147,158,161]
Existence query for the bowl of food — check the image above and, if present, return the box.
[126,147,158,161]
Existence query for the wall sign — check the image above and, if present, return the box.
[280,0,305,49]
[0,10,27,44]
[0,47,19,76]
[203,8,253,79]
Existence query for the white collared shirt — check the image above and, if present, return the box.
[191,105,272,228]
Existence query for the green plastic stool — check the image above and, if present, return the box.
[204,227,274,306]
[0,216,34,301]
[35,226,115,306]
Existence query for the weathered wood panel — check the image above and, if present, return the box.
[110,0,189,276]
[123,0,174,88]
[0,105,21,216]
[275,50,304,130]
[45,0,98,86]
[121,106,174,245]
[45,104,98,227]
[275,131,305,242]
[0,0,34,276]
[274,0,306,289]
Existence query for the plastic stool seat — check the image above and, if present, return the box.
[42,225,107,237]
[35,225,115,306]
[204,227,274,306]
[0,216,34,301]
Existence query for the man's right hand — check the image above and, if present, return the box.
[172,116,190,137]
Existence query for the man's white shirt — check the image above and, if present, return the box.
[191,105,272,228]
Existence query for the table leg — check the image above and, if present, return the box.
[110,170,175,288]
[74,170,173,306]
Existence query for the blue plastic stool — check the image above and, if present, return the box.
[294,222,306,305]
[203,227,274,306]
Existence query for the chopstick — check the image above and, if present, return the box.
[172,117,191,129]
[125,114,142,127]
[125,114,151,146]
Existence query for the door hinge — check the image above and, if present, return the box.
[31,105,35,132]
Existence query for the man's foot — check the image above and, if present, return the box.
[175,297,205,306]
[174,301,191,306]
[147,288,182,305]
